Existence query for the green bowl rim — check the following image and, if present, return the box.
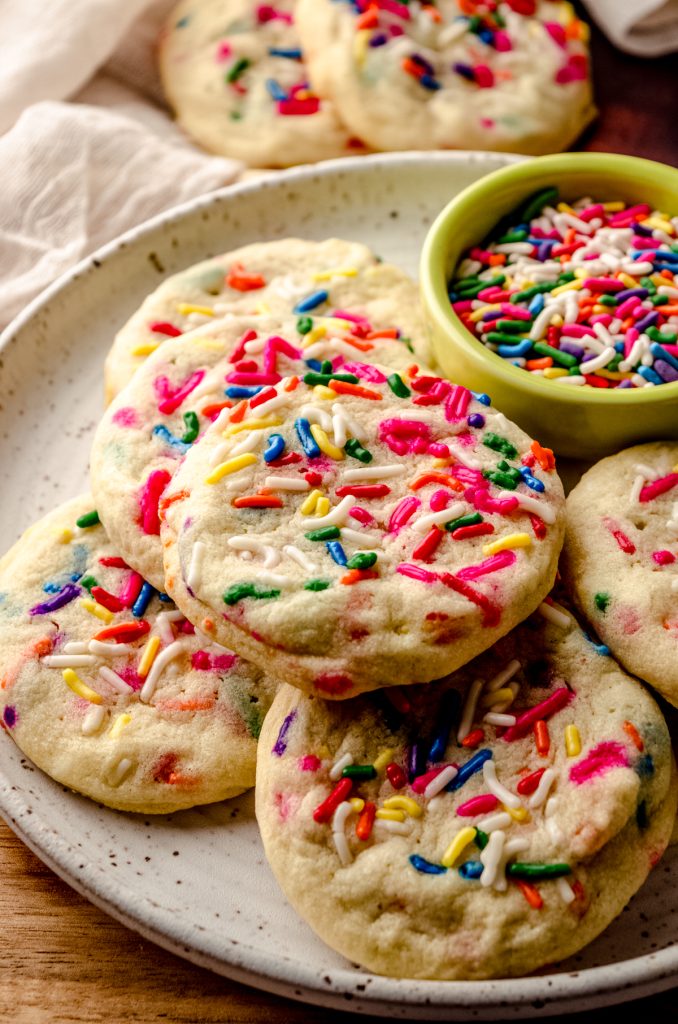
[420,152,678,407]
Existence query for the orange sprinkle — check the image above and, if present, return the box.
[534,719,550,757]
[530,440,556,472]
[488,253,506,267]
[622,720,644,751]
[200,400,232,418]
[329,380,382,400]
[355,8,378,28]
[232,495,283,509]
[402,56,424,79]
[228,400,247,424]
[366,329,399,340]
[356,801,376,840]
[406,364,419,378]
[226,263,266,291]
[157,697,216,712]
[409,472,463,492]
[159,489,190,514]
[422,4,442,22]
[656,304,678,314]
[341,335,374,353]
[340,568,379,585]
[517,880,543,910]
[525,357,553,371]
[563,227,577,245]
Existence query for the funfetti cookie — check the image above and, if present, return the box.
[563,442,678,708]
[256,608,676,980]
[160,357,565,698]
[94,305,428,591]
[104,238,429,403]
[0,496,277,814]
[159,0,365,167]
[295,0,595,156]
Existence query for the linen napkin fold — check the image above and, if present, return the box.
[582,0,678,56]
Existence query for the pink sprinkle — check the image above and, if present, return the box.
[603,516,636,554]
[477,286,506,302]
[438,572,501,627]
[640,473,678,503]
[299,754,321,772]
[569,741,629,785]
[473,64,494,88]
[608,204,651,227]
[263,335,302,374]
[411,764,458,794]
[229,328,258,363]
[453,300,474,313]
[653,550,676,565]
[155,370,205,415]
[191,650,237,672]
[388,497,420,533]
[396,563,437,583]
[503,688,573,742]
[112,407,138,427]
[332,309,369,324]
[500,304,532,320]
[380,418,429,438]
[118,571,144,608]
[452,466,486,489]
[225,371,281,385]
[430,489,452,512]
[579,203,605,222]
[561,324,596,339]
[467,488,519,516]
[343,362,387,383]
[624,327,640,357]
[456,794,499,817]
[544,21,566,46]
[583,278,625,294]
[215,41,232,62]
[456,550,516,580]
[616,297,643,319]
[493,30,512,51]
[428,442,450,458]
[278,97,319,116]
[139,469,172,535]
[377,0,410,18]
[589,314,613,326]
[349,506,375,526]
[445,385,472,422]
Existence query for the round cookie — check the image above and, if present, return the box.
[104,238,429,403]
[562,442,678,708]
[256,607,676,980]
[159,0,364,167]
[295,0,595,155]
[0,496,277,813]
[94,302,427,590]
[160,357,565,697]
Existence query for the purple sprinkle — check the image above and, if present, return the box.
[618,379,634,388]
[272,710,297,756]
[481,311,503,322]
[453,62,475,81]
[368,32,388,46]
[3,706,17,729]
[467,413,485,428]
[410,52,435,76]
[634,311,659,333]
[654,360,678,383]
[615,288,648,302]
[634,223,653,237]
[559,340,585,359]
[30,582,80,616]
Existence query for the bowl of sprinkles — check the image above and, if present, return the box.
[420,153,678,458]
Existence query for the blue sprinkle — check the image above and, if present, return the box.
[528,294,545,315]
[295,417,320,457]
[152,424,190,454]
[477,28,494,44]
[583,631,611,656]
[419,74,441,91]
[264,433,285,463]
[305,358,324,372]
[635,754,655,778]
[447,749,492,791]
[293,289,329,314]
[459,861,483,880]
[637,365,664,386]
[650,342,678,373]
[158,592,172,602]
[326,541,347,566]
[266,78,287,101]
[471,391,491,406]
[43,582,62,593]
[268,47,302,59]
[427,690,461,762]
[498,339,532,358]
[519,466,545,492]
[409,854,447,875]
[132,581,155,618]
[176,14,190,27]
[614,341,625,353]
[225,385,264,399]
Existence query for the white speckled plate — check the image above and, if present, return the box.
[1,152,677,1019]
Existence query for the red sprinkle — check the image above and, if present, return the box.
[517,879,543,910]
[335,484,391,498]
[517,768,546,796]
[149,321,182,337]
[386,763,407,790]
[356,802,376,841]
[456,794,498,816]
[233,495,284,509]
[461,728,484,749]
[340,569,379,585]
[411,527,444,562]
[313,778,353,823]
[90,587,125,613]
[93,621,150,643]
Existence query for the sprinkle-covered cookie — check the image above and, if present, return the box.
[104,238,428,403]
[159,0,364,166]
[256,607,676,979]
[0,496,277,813]
[160,352,565,697]
[563,442,678,707]
[94,302,426,590]
[295,0,595,156]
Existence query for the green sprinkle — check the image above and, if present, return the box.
[445,512,483,533]
[485,332,530,346]
[297,316,313,335]
[532,342,578,368]
[568,366,583,375]
[648,326,678,343]
[181,411,199,445]
[607,353,623,372]
[598,294,618,307]
[305,526,341,542]
[79,575,98,593]
[400,336,414,354]
[341,764,377,781]
[494,319,532,334]
[507,863,572,880]
[594,592,611,613]
[455,282,486,299]
[483,469,520,490]
[346,552,377,570]
[344,438,372,463]
[223,583,280,605]
[226,57,250,83]
[304,579,331,591]
[497,230,528,244]
[387,373,410,398]
[76,510,100,529]
[474,829,489,850]
[555,271,576,284]
[229,111,243,121]
[303,372,359,386]
[640,276,657,294]
[320,360,333,374]
[520,186,559,222]
[483,433,518,459]
[650,293,669,306]
[511,282,557,303]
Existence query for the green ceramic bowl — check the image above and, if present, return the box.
[420,153,678,459]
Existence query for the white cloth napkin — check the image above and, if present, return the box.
[582,0,678,56]
[0,0,242,331]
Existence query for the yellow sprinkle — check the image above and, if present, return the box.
[565,724,581,757]
[543,368,569,379]
[597,369,634,381]
[310,424,344,460]
[373,748,394,772]
[137,635,161,678]
[254,301,271,314]
[315,497,331,517]
[383,795,422,818]
[482,532,532,556]
[349,797,365,813]
[224,417,281,437]
[441,827,477,868]
[56,528,73,544]
[109,713,132,739]
[300,489,323,515]
[432,458,453,468]
[375,808,406,822]
[317,744,330,760]
[353,28,370,66]
[503,804,530,822]
[651,273,670,288]
[481,687,514,708]
[78,598,114,624]
[644,216,674,235]
[192,338,228,351]
[576,19,590,42]
[550,279,584,296]
[556,202,576,215]
[131,343,160,357]
[313,384,337,400]
[602,201,625,212]
[592,305,607,315]
[302,325,327,347]
[62,669,103,705]
[469,304,500,323]
[312,268,358,282]
[317,317,354,331]
[618,272,639,289]
[549,314,564,327]
[176,303,214,316]
[205,452,257,484]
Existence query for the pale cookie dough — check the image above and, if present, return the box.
[256,609,676,980]
[159,0,364,166]
[0,496,277,814]
[160,355,565,697]
[104,237,429,403]
[563,442,678,708]
[295,0,595,155]
[94,302,428,590]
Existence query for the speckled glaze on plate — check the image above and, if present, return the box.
[1,152,677,1019]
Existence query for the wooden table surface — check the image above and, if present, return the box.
[3,8,678,1024]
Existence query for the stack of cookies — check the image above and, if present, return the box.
[158,0,596,167]
[1,236,675,981]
